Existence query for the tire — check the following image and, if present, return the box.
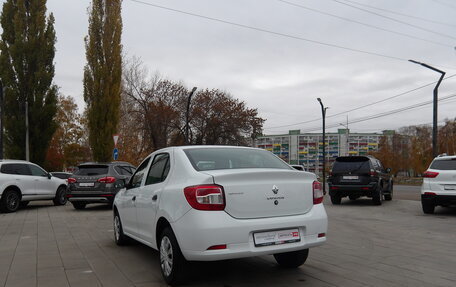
[372,185,382,205]
[53,186,67,206]
[274,249,309,268]
[0,189,21,213]
[19,201,30,208]
[72,202,86,210]
[159,227,188,285]
[422,201,435,214]
[384,182,393,201]
[330,194,341,205]
[113,211,129,245]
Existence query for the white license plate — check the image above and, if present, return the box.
[79,182,95,187]
[444,185,456,190]
[343,176,359,180]
[253,228,300,247]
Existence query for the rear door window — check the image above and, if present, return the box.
[0,163,31,175]
[430,159,456,170]
[129,157,151,188]
[145,153,170,185]
[74,165,109,176]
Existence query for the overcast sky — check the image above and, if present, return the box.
[42,0,456,135]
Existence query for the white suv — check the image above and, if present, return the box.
[421,155,456,214]
[0,160,68,213]
[113,146,327,285]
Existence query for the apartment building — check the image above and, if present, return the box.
[255,129,392,174]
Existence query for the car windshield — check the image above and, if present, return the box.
[184,148,291,171]
[332,157,371,173]
[430,159,456,170]
[74,165,109,176]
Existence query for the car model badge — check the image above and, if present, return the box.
[272,185,279,194]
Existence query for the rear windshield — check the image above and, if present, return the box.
[74,165,109,176]
[430,159,456,170]
[184,148,291,171]
[332,157,371,173]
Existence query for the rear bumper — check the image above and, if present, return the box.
[421,193,456,206]
[172,203,328,261]
[67,193,115,204]
[328,183,378,197]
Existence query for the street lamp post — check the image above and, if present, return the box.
[317,98,328,195]
[185,87,197,145]
[408,60,445,157]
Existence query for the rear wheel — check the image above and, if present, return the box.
[159,227,188,285]
[53,186,67,206]
[422,201,435,214]
[372,185,382,205]
[72,202,86,210]
[384,182,393,201]
[113,211,129,245]
[274,249,309,268]
[0,189,21,213]
[330,194,341,205]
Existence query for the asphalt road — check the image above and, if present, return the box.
[1,186,455,287]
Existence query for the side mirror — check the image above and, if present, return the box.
[47,173,52,179]
[386,168,391,173]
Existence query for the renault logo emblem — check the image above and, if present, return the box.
[272,185,279,194]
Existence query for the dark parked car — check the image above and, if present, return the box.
[67,162,136,209]
[327,156,393,205]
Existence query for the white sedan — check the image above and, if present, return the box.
[113,146,327,285]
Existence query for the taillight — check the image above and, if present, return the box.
[184,185,225,211]
[207,244,227,250]
[68,177,77,184]
[423,171,439,178]
[313,181,324,204]
[98,176,116,183]
[369,170,377,176]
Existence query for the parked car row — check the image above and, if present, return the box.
[1,146,454,286]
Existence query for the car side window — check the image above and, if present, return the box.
[115,165,134,176]
[145,153,170,186]
[29,165,48,176]
[377,161,385,172]
[129,157,151,189]
[0,163,31,175]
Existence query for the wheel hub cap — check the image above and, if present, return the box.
[160,236,173,276]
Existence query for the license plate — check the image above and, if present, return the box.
[253,228,300,247]
[343,176,359,180]
[444,185,456,190]
[79,182,95,187]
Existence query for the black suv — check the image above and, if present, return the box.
[327,156,393,205]
[67,162,136,209]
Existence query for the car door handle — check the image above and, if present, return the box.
[132,196,136,201]
[152,195,158,201]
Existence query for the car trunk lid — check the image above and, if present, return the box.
[201,169,315,219]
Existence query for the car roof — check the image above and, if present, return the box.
[176,145,261,151]
[78,161,134,166]
[0,159,31,163]
[433,155,456,160]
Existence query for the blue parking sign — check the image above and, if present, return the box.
[113,148,119,160]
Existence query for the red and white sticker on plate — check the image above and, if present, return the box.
[253,228,300,247]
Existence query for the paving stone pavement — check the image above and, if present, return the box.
[0,197,455,287]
